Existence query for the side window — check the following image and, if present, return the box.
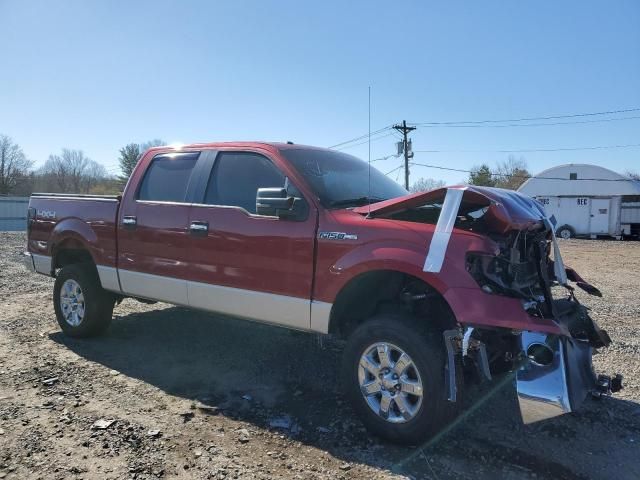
[204,152,285,213]
[138,152,199,202]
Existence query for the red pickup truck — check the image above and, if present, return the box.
[24,142,620,444]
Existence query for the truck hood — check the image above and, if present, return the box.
[353,185,547,235]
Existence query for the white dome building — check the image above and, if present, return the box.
[518,164,640,238]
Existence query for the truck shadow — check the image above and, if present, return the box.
[50,304,640,480]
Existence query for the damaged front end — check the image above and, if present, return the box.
[357,185,623,424]
[460,192,621,423]
[460,190,622,424]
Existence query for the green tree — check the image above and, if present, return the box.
[118,143,141,180]
[118,139,165,181]
[468,164,496,186]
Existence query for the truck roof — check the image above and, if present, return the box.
[145,141,332,153]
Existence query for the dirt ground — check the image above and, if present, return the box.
[1,232,639,480]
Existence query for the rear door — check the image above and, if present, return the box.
[117,151,202,304]
[186,149,317,329]
[590,198,611,234]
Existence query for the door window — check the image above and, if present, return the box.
[138,152,199,202]
[204,152,285,213]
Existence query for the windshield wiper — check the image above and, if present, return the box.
[329,196,385,208]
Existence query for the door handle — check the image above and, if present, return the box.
[123,216,137,229]
[190,221,209,236]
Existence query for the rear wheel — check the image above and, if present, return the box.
[342,314,462,444]
[53,263,115,337]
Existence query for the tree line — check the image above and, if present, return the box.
[0,134,163,196]
[4,132,581,196]
[409,156,531,192]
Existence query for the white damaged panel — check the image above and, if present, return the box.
[423,188,465,273]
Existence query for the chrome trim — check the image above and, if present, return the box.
[31,253,53,276]
[310,300,332,333]
[118,269,189,306]
[516,331,571,424]
[188,279,311,330]
[115,268,332,332]
[96,265,121,292]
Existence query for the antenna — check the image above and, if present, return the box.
[367,86,371,217]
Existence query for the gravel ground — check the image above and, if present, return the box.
[1,232,639,480]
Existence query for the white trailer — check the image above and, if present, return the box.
[536,195,622,239]
[518,164,640,239]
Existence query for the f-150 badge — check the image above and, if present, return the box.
[318,232,358,240]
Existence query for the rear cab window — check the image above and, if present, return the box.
[138,152,200,202]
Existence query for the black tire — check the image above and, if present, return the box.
[341,314,462,445]
[53,263,115,338]
[556,225,575,240]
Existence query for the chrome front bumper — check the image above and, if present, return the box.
[516,331,600,424]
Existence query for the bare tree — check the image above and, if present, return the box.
[0,134,34,195]
[40,149,108,193]
[410,177,446,193]
[493,155,531,190]
[624,170,640,181]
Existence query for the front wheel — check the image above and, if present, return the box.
[341,314,462,444]
[53,263,115,338]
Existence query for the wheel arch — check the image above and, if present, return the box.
[49,218,101,271]
[327,269,458,338]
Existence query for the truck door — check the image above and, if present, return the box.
[186,150,317,330]
[590,198,611,234]
[117,151,201,305]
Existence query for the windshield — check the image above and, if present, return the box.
[281,148,408,208]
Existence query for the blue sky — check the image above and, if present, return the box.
[1,0,638,184]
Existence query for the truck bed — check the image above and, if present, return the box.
[27,193,121,273]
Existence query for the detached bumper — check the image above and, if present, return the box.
[516,331,621,424]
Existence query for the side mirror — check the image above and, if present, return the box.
[256,188,305,220]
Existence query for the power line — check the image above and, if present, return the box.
[409,115,640,128]
[371,153,400,162]
[328,125,393,149]
[328,107,640,151]
[409,161,638,182]
[413,142,640,154]
[333,131,397,151]
[408,107,640,126]
[384,165,404,176]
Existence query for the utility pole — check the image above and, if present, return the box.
[393,120,416,190]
